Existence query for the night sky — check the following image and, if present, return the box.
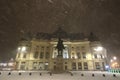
[0,0,120,61]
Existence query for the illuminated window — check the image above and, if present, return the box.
[63,52,68,59]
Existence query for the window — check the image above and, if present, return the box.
[100,54,104,59]
[95,62,100,69]
[65,62,67,64]
[40,52,44,59]
[65,66,67,70]
[23,53,26,58]
[94,54,97,59]
[76,46,80,52]
[39,62,44,70]
[54,62,56,64]
[84,62,88,70]
[72,62,76,70]
[77,52,81,59]
[78,62,82,70]
[81,46,85,49]
[54,65,56,70]
[33,62,37,70]
[46,47,49,50]
[34,52,39,59]
[45,52,50,59]
[34,45,39,52]
[41,46,44,51]
[20,62,26,70]
[71,47,74,50]
[63,52,68,59]
[18,53,20,58]
[82,52,86,59]
[54,52,57,58]
[72,53,75,59]
[45,62,49,70]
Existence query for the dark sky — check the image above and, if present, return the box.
[0,0,120,61]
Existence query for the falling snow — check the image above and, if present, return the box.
[0,0,120,61]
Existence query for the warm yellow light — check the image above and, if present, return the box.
[21,46,26,52]
[110,59,113,62]
[18,47,21,51]
[113,56,117,60]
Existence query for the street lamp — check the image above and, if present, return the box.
[110,56,119,69]
[113,56,117,60]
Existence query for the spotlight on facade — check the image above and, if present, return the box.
[94,46,103,51]
[18,47,21,51]
[21,46,26,52]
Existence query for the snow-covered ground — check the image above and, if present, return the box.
[0,71,120,80]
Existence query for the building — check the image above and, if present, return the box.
[0,58,15,70]
[15,27,107,71]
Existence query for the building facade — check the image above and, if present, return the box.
[15,28,107,71]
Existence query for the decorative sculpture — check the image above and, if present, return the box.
[56,38,65,57]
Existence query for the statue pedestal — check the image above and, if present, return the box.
[53,56,64,73]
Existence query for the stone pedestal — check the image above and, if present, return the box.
[52,56,64,73]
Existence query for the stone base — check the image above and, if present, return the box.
[53,57,64,73]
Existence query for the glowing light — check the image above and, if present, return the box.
[110,59,113,62]
[113,56,117,60]
[18,47,21,51]
[8,63,14,66]
[21,46,26,52]
[94,46,103,51]
[105,65,109,69]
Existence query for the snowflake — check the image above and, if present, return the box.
[48,0,54,3]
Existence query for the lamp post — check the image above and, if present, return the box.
[110,56,119,69]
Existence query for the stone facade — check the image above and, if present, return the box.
[15,28,107,71]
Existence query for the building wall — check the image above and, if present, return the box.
[15,39,107,71]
